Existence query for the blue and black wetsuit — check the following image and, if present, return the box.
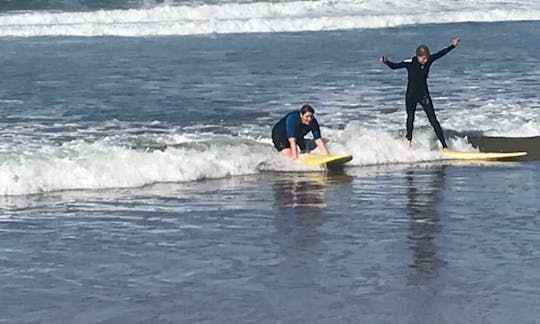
[271,111,321,151]
[384,44,455,148]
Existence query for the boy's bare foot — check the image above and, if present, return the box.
[405,139,411,148]
[442,147,450,152]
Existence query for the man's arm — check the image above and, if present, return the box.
[314,138,329,155]
[380,56,408,69]
[284,113,300,159]
[431,37,460,61]
[311,119,329,155]
[288,137,298,160]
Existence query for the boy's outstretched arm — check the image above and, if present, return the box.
[380,55,408,69]
[431,37,461,61]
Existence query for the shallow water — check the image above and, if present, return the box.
[1,161,539,323]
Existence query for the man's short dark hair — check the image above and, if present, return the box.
[300,104,315,115]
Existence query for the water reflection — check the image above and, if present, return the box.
[273,170,353,215]
[271,170,353,243]
[406,165,447,279]
[274,173,326,209]
[269,170,353,293]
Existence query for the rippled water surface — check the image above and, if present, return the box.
[2,162,539,323]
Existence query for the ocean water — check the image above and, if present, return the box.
[1,0,540,323]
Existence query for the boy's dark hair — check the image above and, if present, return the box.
[300,104,315,115]
[416,44,430,57]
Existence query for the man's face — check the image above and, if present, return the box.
[417,55,429,65]
[300,112,314,125]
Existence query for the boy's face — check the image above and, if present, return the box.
[417,55,429,65]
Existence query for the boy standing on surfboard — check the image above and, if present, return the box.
[272,104,330,160]
[380,37,461,150]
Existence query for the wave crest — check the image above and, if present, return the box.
[1,0,540,37]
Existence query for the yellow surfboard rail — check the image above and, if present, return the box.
[442,150,527,160]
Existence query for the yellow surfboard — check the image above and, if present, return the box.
[442,150,527,160]
[298,153,353,168]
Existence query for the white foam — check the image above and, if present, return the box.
[1,0,540,37]
[442,99,540,137]
[0,125,459,196]
[323,122,441,166]
[0,135,334,196]
[5,108,531,196]
[0,139,248,195]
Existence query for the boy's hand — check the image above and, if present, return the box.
[380,55,388,63]
[452,37,461,47]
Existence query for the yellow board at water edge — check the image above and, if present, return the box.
[442,150,527,160]
[298,153,353,167]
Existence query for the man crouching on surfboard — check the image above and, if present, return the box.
[271,104,330,160]
[380,37,461,151]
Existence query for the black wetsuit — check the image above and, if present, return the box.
[384,44,455,148]
[271,111,321,151]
